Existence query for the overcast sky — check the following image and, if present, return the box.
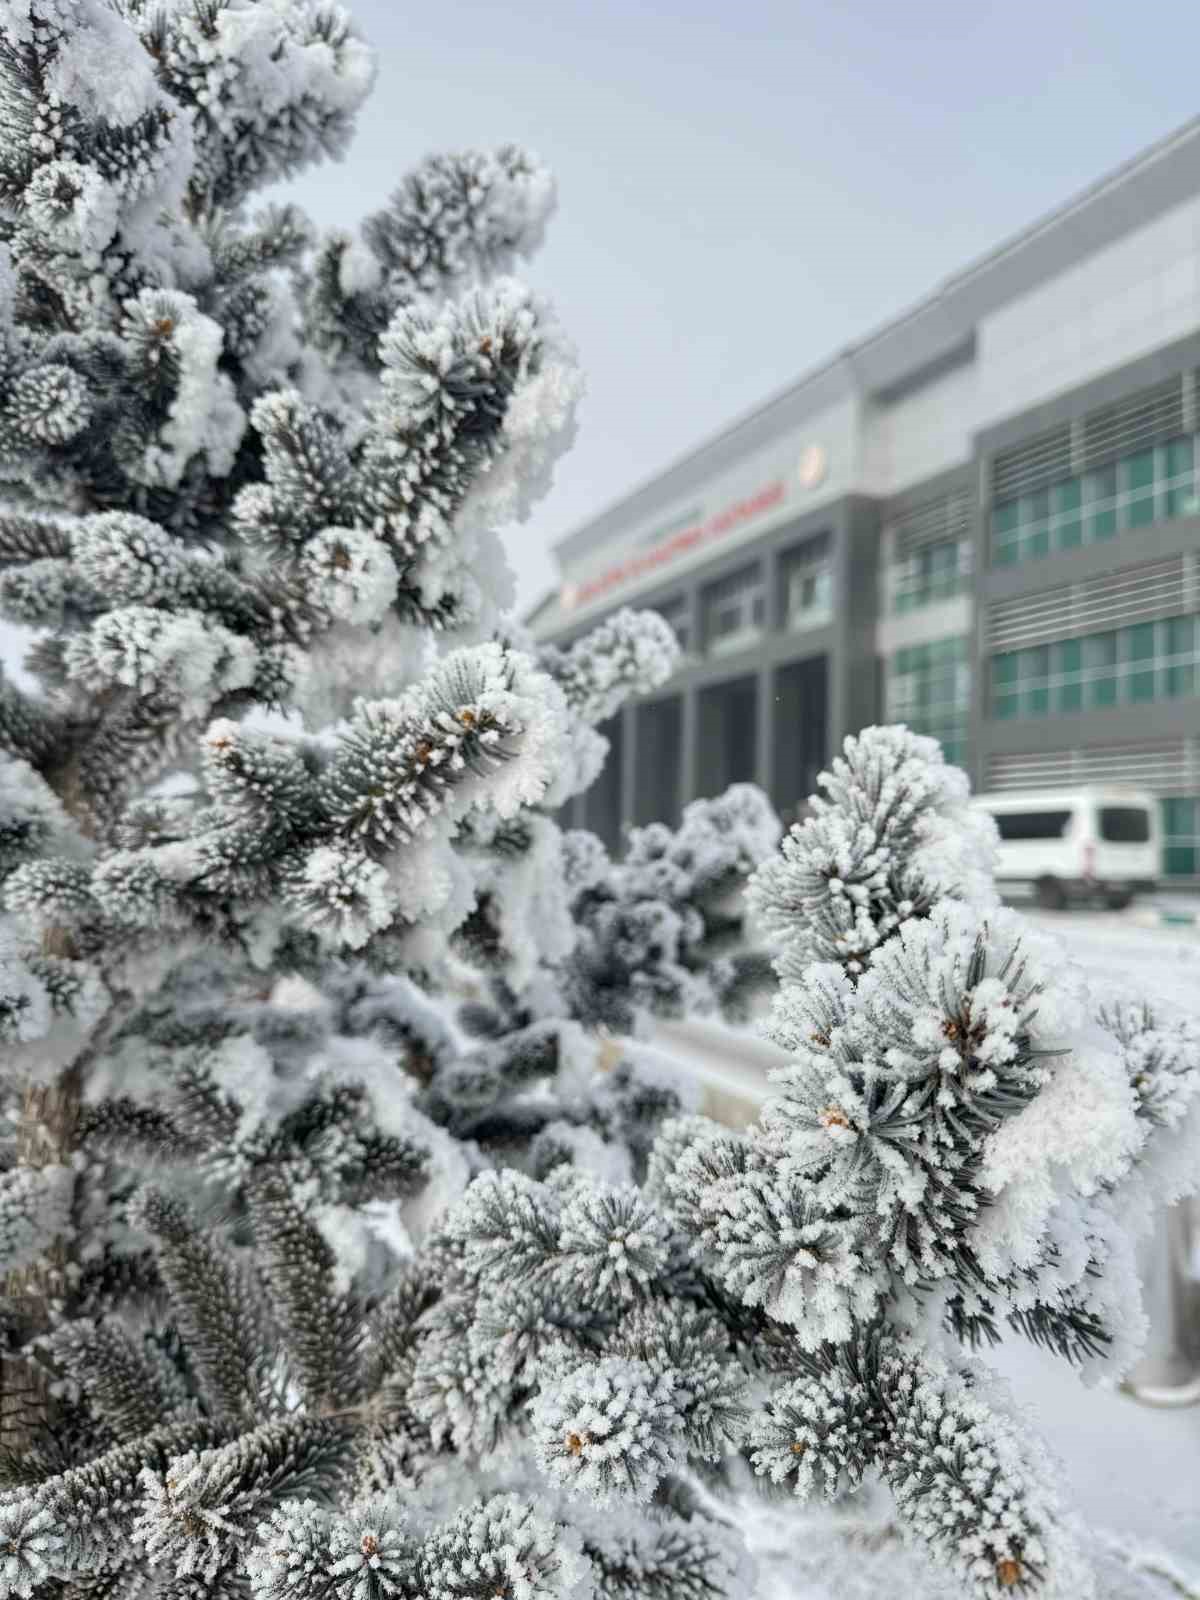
[272,5,1200,613]
[1,5,1192,690]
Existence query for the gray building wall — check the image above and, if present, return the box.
[538,121,1200,877]
[551,329,1200,880]
[970,337,1200,816]
[556,493,884,841]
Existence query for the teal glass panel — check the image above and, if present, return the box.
[1124,448,1156,529]
[1086,463,1118,540]
[1052,478,1082,549]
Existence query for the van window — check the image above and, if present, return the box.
[991,810,1072,841]
[1098,807,1150,844]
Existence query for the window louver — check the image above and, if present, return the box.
[1082,376,1187,472]
[987,556,1192,651]
[991,424,1072,504]
[987,740,1197,795]
[887,489,972,557]
[990,374,1199,507]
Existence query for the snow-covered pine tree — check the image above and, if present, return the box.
[428,726,1200,1600]
[452,778,781,1051]
[552,779,781,1034]
[0,3,772,1594]
[1,5,1192,1597]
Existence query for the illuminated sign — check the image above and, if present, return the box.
[798,443,827,490]
[563,477,787,611]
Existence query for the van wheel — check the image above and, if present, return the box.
[1035,877,1067,912]
[1105,890,1133,912]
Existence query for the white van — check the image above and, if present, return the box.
[970,786,1159,911]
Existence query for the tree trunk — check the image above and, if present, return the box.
[0,1060,83,1453]
[0,877,101,1452]
[1,499,117,1451]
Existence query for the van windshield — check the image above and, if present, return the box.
[1099,807,1151,844]
[991,810,1072,841]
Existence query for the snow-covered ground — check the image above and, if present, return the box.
[1001,909,1200,1569]
[647,907,1200,1597]
[1023,900,1200,990]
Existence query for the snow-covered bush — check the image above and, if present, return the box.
[429,727,1200,1600]
[455,780,782,1042]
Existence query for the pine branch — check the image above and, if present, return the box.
[359,1260,439,1397]
[208,205,313,284]
[0,1417,232,1592]
[583,1520,740,1600]
[76,1100,199,1166]
[36,1319,190,1443]
[0,674,65,772]
[750,1325,1069,1597]
[128,1188,269,1422]
[135,1417,357,1590]
[0,515,72,568]
[245,1175,365,1411]
[362,147,554,301]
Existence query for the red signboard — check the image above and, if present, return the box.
[565,478,787,611]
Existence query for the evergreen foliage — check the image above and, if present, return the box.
[0,2,744,1594]
[0,5,1194,1599]
[417,728,1200,1600]
[456,781,781,1044]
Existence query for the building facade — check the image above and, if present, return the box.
[529,119,1200,881]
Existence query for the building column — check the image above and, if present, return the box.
[680,686,698,808]
[829,507,851,749]
[968,455,990,793]
[756,663,773,799]
[620,701,637,838]
[684,582,703,666]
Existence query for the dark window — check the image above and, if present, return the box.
[655,598,691,657]
[991,810,1072,841]
[780,533,832,628]
[702,564,766,655]
[583,714,623,852]
[772,655,828,822]
[697,675,758,792]
[1098,807,1150,844]
[634,698,682,825]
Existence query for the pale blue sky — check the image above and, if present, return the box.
[1,7,1192,683]
[277,0,1200,612]
[254,6,1200,612]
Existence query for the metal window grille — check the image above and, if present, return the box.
[887,488,972,557]
[988,372,1200,568]
[884,490,973,613]
[781,534,832,629]
[1081,376,1187,472]
[991,423,1073,504]
[991,615,1199,718]
[886,637,971,766]
[988,557,1193,652]
[703,563,766,655]
[990,375,1192,507]
[654,596,693,657]
[986,740,1198,794]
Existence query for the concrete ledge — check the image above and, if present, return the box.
[636,1017,785,1129]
